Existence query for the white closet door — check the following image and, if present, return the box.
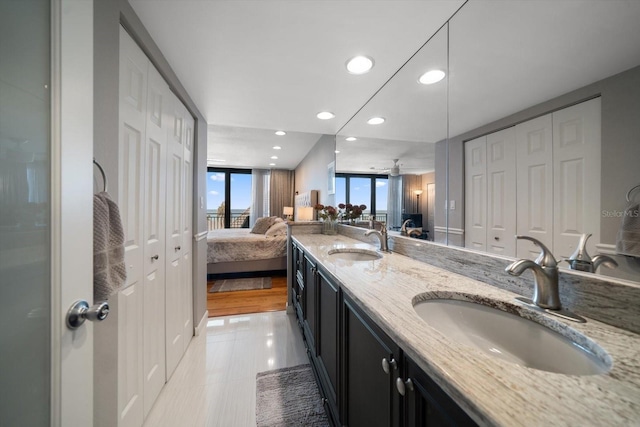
[117,26,145,427]
[516,114,553,258]
[181,108,194,352]
[553,97,601,260]
[165,93,185,379]
[486,127,517,256]
[142,63,168,417]
[464,136,487,251]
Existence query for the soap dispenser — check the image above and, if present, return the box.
[565,233,618,273]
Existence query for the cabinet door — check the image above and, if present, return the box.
[343,296,400,427]
[404,356,476,427]
[180,107,194,353]
[316,268,340,422]
[303,255,317,352]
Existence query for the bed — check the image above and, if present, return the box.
[206,219,288,276]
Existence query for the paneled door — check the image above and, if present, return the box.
[181,109,194,354]
[142,63,169,417]
[0,1,95,425]
[464,136,487,251]
[117,25,146,427]
[516,114,554,258]
[486,127,517,256]
[552,98,601,260]
[165,92,185,379]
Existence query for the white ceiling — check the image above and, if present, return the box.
[128,0,465,169]
[128,0,640,172]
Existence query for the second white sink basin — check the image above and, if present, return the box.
[413,297,611,376]
[327,248,382,261]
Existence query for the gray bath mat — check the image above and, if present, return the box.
[256,364,330,426]
[208,276,272,293]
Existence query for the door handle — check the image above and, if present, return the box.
[175,245,181,251]
[66,300,110,330]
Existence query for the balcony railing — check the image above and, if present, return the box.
[207,209,251,230]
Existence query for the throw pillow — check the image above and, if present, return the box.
[251,216,277,234]
[265,221,288,238]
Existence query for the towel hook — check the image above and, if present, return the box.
[626,184,640,202]
[93,158,108,192]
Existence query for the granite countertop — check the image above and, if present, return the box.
[291,233,640,426]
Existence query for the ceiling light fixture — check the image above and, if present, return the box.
[269,163,276,166]
[418,69,446,85]
[275,131,286,136]
[367,117,385,125]
[346,55,374,75]
[272,146,281,150]
[317,111,335,120]
[345,137,357,142]
[271,155,278,159]
[335,150,340,154]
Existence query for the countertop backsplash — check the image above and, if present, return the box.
[336,223,640,334]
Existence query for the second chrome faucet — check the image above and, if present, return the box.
[365,221,390,253]
[506,235,561,310]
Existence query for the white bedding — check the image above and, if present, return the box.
[206,228,287,264]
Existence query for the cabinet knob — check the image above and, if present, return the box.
[175,245,181,251]
[151,254,159,261]
[381,357,397,374]
[396,377,414,396]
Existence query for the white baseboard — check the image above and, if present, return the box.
[194,310,209,336]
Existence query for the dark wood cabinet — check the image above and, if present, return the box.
[290,239,475,427]
[303,254,317,352]
[316,268,340,423]
[403,356,477,427]
[342,295,401,427]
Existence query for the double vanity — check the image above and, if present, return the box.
[288,223,640,426]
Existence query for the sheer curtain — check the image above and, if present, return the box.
[386,175,403,229]
[250,169,270,227]
[269,169,294,221]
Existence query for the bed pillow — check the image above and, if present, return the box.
[265,221,288,238]
[251,216,278,234]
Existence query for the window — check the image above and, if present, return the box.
[207,168,252,229]
[335,173,388,223]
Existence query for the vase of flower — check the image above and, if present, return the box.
[322,218,338,235]
[314,204,339,235]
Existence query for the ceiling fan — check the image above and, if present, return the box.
[370,159,423,176]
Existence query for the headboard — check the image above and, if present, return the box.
[294,190,318,221]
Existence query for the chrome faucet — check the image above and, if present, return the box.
[365,222,389,252]
[506,236,561,310]
[564,233,618,273]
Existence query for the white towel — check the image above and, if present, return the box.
[94,192,127,301]
[615,202,640,258]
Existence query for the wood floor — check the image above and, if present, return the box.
[207,275,288,317]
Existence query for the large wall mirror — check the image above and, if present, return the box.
[448,1,640,283]
[336,23,448,242]
[337,1,640,284]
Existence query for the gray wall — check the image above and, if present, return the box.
[294,134,336,206]
[93,1,207,425]
[448,65,640,247]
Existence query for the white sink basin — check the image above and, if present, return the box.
[413,298,611,375]
[327,248,382,261]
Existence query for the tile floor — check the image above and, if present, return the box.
[143,311,308,427]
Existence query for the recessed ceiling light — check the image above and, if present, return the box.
[346,56,374,75]
[269,163,276,166]
[367,117,385,125]
[317,111,335,120]
[345,137,357,142]
[335,150,340,154]
[273,146,281,150]
[271,155,278,159]
[418,69,446,85]
[275,131,286,136]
